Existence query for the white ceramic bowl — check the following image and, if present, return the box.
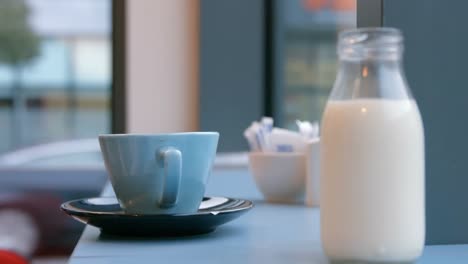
[248,152,306,204]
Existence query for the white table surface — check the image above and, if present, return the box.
[68,169,468,264]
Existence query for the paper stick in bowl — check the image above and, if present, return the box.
[269,128,307,153]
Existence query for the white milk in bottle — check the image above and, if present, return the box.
[320,28,425,263]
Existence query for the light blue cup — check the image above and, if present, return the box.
[99,132,219,215]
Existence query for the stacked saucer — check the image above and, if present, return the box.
[61,196,252,236]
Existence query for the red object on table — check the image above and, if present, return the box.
[0,250,27,264]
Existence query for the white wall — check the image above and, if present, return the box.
[126,0,199,133]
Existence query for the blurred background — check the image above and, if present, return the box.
[0,0,355,263]
[0,0,111,155]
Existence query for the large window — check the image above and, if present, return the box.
[0,0,111,156]
[199,0,356,151]
[273,0,356,129]
[0,0,112,257]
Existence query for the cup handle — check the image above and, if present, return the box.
[158,147,182,208]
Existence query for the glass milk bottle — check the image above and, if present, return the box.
[320,28,425,263]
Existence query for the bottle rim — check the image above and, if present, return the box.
[338,27,403,60]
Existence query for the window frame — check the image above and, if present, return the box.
[111,0,126,133]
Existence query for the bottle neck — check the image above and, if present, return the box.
[330,58,412,101]
[339,58,404,81]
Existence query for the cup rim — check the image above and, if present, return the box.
[99,132,219,138]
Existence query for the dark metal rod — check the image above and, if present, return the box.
[111,0,127,133]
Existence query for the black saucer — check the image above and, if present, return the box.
[61,197,253,236]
